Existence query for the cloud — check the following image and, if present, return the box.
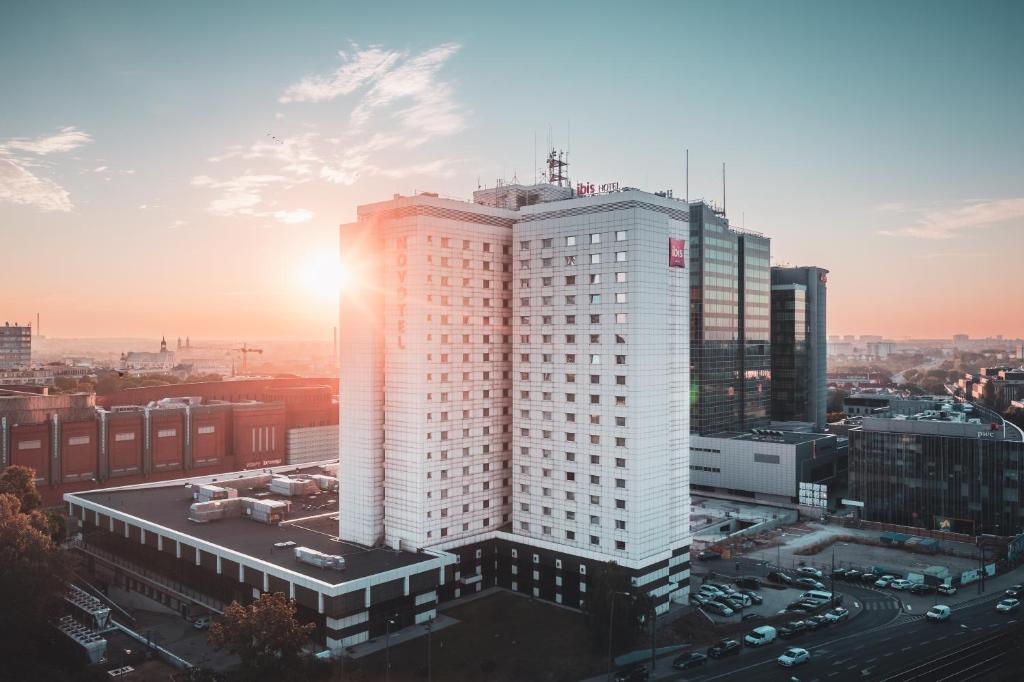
[273,208,314,224]
[0,158,74,211]
[279,45,403,103]
[191,173,292,217]
[0,126,92,155]
[281,42,466,142]
[0,126,93,212]
[878,198,1024,239]
[92,165,108,173]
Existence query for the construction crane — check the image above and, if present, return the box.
[231,343,263,375]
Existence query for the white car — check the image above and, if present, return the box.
[796,566,823,579]
[874,575,895,588]
[192,615,211,630]
[777,647,810,667]
[926,605,951,622]
[890,579,914,591]
[700,585,726,597]
[996,598,1020,613]
[823,607,849,623]
[744,626,777,647]
[936,584,958,596]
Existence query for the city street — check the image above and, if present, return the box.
[637,557,1024,681]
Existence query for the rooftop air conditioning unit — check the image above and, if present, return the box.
[294,546,347,571]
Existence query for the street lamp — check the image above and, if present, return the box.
[606,590,635,682]
[426,616,434,682]
[385,616,398,682]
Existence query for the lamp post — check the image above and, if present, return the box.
[426,616,434,682]
[606,590,634,682]
[385,616,397,682]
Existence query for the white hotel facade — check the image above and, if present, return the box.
[339,183,691,611]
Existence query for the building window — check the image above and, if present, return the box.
[615,230,626,241]
[590,535,600,545]
[590,294,601,304]
[590,254,601,264]
[566,235,576,246]
[615,251,626,262]
[590,233,601,244]
[616,272,626,283]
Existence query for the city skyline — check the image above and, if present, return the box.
[3,0,1023,340]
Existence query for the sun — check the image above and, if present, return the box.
[297,252,349,303]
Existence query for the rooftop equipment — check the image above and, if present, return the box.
[294,546,347,571]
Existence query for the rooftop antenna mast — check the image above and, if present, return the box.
[546,148,569,188]
[722,162,727,215]
[685,149,689,203]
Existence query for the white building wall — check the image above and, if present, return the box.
[511,193,690,564]
[690,435,799,498]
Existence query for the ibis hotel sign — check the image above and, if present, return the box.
[669,238,686,268]
[576,181,620,196]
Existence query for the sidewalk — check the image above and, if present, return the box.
[346,614,459,659]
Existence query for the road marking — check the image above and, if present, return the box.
[847,664,857,670]
[937,636,948,641]
[921,639,931,645]
[828,673,839,678]
[853,644,865,650]
[883,652,894,657]
[901,646,913,652]
[867,658,878,664]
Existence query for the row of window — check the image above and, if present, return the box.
[519,485,628,509]
[520,448,626,464]
[519,521,627,550]
[519,392,627,406]
[518,431,628,447]
[520,231,628,249]
[519,252,627,269]
[523,469,629,486]
[521,293,627,305]
[520,334,627,345]
[519,504,628,529]
[521,272,628,287]
[519,412,627,425]
[520,313,628,325]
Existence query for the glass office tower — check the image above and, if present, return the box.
[689,202,770,434]
[770,266,828,430]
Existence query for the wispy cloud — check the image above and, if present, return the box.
[878,198,1024,239]
[1,127,92,156]
[0,126,92,212]
[281,42,467,143]
[280,46,402,103]
[195,42,466,222]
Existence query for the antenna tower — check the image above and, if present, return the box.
[546,149,569,187]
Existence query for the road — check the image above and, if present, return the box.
[658,574,1020,681]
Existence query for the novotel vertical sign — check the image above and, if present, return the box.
[669,238,686,268]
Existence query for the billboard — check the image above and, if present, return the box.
[669,238,686,268]
[799,482,828,509]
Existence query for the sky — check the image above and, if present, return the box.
[1,0,1022,341]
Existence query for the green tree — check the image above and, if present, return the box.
[0,493,73,671]
[209,592,314,679]
[0,465,43,512]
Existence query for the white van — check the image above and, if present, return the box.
[744,625,777,647]
[800,590,834,603]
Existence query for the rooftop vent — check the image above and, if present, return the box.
[294,546,347,571]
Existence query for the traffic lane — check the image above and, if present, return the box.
[654,590,1007,681]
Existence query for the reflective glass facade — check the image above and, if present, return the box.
[689,203,770,434]
[770,285,808,423]
[849,428,1024,535]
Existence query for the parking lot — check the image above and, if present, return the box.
[694,570,852,627]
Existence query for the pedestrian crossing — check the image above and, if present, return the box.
[862,599,900,611]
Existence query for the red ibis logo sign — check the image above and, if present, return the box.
[669,238,686,268]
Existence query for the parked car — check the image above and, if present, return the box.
[778,620,807,639]
[800,590,835,604]
[777,647,810,667]
[744,625,777,647]
[861,572,882,583]
[192,615,211,630]
[805,615,829,630]
[613,663,649,682]
[707,639,742,659]
[823,607,850,623]
[672,652,708,670]
[707,582,736,594]
[703,601,734,617]
[937,584,958,596]
[727,593,752,608]
[784,601,819,614]
[831,568,848,580]
[1005,584,1024,597]
[699,585,726,598]
[690,593,711,606]
[796,566,823,579]
[742,613,764,622]
[996,598,1021,613]
[795,577,827,591]
[910,583,934,595]
[890,579,914,591]
[874,575,895,588]
[740,590,764,605]
[735,576,762,590]
[843,569,862,581]
[697,549,722,561]
[767,571,793,585]
[926,605,951,622]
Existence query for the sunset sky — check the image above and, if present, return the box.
[2,0,1022,341]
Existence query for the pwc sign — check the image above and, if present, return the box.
[669,238,686,268]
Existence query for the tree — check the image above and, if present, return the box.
[0,493,73,672]
[0,465,42,512]
[209,592,314,679]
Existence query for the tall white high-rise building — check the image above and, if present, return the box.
[339,182,691,611]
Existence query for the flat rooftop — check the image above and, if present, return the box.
[74,465,433,585]
[703,429,834,445]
